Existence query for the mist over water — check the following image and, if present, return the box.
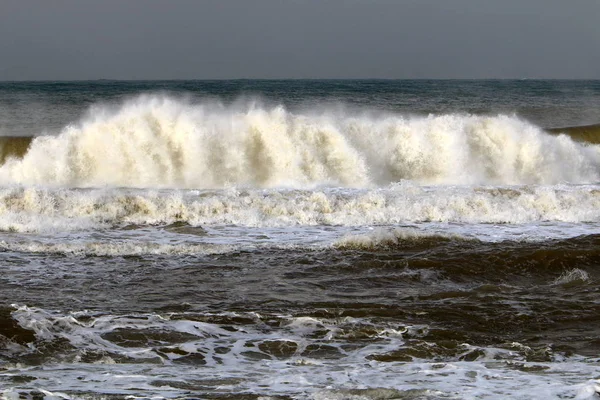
[1,80,600,399]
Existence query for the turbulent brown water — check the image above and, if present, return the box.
[548,124,600,144]
[0,136,32,165]
[1,80,600,399]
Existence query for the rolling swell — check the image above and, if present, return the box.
[0,95,599,188]
[337,231,600,280]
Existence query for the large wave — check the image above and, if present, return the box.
[0,95,599,188]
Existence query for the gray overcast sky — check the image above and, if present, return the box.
[1,0,599,80]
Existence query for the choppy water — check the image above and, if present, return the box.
[1,80,600,400]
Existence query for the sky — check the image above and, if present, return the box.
[0,0,599,80]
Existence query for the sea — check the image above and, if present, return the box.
[0,80,599,399]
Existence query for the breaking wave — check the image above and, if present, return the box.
[0,96,599,188]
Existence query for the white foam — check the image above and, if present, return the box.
[0,96,599,188]
[5,306,600,399]
[0,240,234,256]
[0,184,597,235]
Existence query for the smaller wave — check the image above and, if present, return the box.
[333,228,474,251]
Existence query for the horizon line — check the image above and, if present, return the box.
[1,77,600,83]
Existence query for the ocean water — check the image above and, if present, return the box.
[0,80,600,399]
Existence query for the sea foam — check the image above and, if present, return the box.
[0,95,598,188]
[0,184,597,233]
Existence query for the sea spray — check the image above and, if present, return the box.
[0,95,599,188]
